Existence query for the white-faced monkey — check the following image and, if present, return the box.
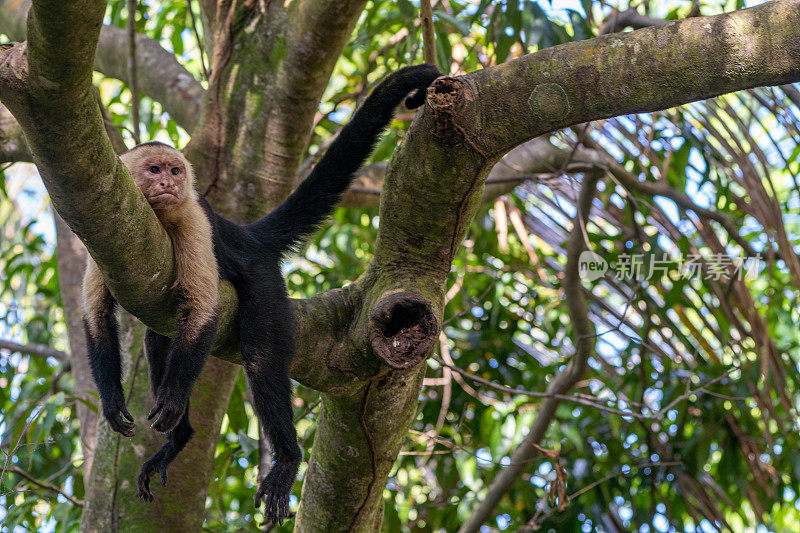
[82,64,441,524]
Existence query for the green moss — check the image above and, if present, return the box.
[268,36,288,71]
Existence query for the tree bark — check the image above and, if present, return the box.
[0,0,204,132]
[1,0,799,531]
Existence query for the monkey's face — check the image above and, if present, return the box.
[132,156,191,210]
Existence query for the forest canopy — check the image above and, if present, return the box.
[1,0,800,532]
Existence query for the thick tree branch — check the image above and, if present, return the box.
[188,0,371,219]
[461,0,800,159]
[596,3,800,117]
[0,0,178,351]
[0,104,30,161]
[297,65,495,530]
[0,0,204,132]
[274,0,371,192]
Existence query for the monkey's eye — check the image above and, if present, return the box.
[149,166,161,174]
[170,167,180,175]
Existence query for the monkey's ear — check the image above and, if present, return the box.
[404,89,428,110]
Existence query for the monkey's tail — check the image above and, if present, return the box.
[248,63,442,255]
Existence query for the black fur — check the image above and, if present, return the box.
[145,315,219,433]
[137,329,196,502]
[84,287,135,437]
[85,64,441,524]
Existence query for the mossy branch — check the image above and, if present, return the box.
[460,0,800,158]
[0,0,204,132]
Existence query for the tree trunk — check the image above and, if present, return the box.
[0,0,798,531]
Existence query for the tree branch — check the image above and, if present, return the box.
[0,339,69,367]
[187,0,371,220]
[0,104,30,162]
[0,0,182,352]
[0,0,205,132]
[126,0,141,143]
[459,171,602,533]
[598,7,671,35]
[53,213,99,477]
[95,28,204,134]
[420,0,436,66]
[7,465,84,506]
[339,137,590,208]
[461,0,800,159]
[432,355,645,419]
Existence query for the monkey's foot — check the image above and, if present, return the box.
[102,389,135,437]
[136,452,170,503]
[147,387,187,433]
[254,463,296,525]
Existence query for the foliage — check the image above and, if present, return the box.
[1,0,800,532]
[0,168,80,531]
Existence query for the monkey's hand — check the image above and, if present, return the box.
[147,386,188,433]
[102,388,135,437]
[254,462,296,525]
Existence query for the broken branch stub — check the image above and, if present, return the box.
[369,292,438,370]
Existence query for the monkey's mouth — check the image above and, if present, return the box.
[148,192,179,204]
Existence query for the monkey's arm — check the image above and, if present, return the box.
[83,259,135,437]
[146,312,218,433]
[146,198,220,433]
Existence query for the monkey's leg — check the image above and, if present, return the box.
[83,285,135,436]
[137,329,195,502]
[236,276,301,526]
[147,313,218,433]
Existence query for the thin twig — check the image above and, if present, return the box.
[0,339,70,368]
[523,461,682,531]
[571,461,680,500]
[407,429,552,468]
[8,465,84,506]
[442,275,497,326]
[127,0,141,144]
[186,0,209,80]
[655,368,737,418]
[431,355,645,420]
[420,0,437,66]
[0,403,46,492]
[294,399,321,423]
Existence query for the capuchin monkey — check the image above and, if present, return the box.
[81,64,441,524]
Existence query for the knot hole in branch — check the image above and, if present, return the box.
[369,293,438,370]
[427,77,467,112]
